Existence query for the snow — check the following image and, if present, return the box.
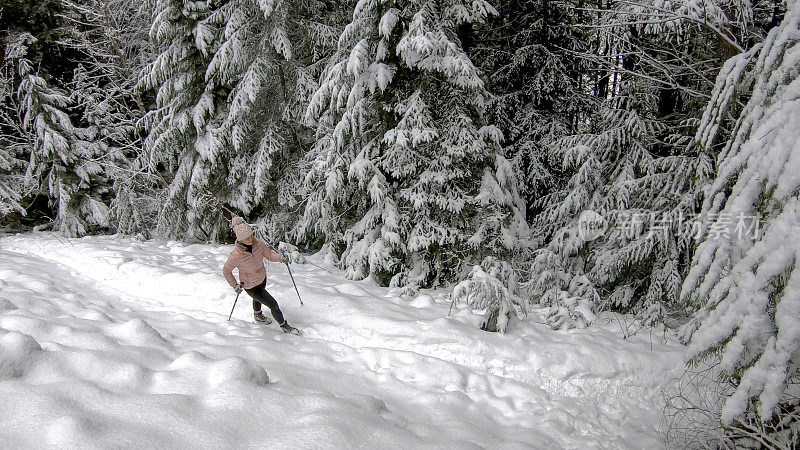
[0,233,684,448]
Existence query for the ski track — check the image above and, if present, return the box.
[0,233,685,449]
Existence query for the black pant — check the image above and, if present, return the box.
[245,278,285,324]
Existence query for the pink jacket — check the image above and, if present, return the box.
[222,238,282,289]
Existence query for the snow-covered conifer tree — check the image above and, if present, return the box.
[137,0,220,239]
[15,52,111,236]
[303,0,528,294]
[139,0,341,241]
[525,85,713,329]
[471,0,597,211]
[58,0,156,236]
[681,0,800,442]
[520,0,753,329]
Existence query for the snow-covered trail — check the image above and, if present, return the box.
[0,234,684,449]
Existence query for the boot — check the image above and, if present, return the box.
[279,321,301,335]
[254,311,272,324]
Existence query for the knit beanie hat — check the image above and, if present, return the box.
[231,216,254,241]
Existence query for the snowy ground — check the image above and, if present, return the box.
[0,233,685,449]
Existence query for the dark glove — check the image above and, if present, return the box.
[280,253,289,264]
[234,283,243,294]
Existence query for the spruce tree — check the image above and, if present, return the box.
[303,0,528,295]
[16,56,112,236]
[138,0,342,242]
[1,4,115,237]
[520,0,748,329]
[471,0,597,212]
[526,86,713,329]
[57,0,156,236]
[681,0,800,442]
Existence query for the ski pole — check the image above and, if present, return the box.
[228,284,243,321]
[281,250,304,306]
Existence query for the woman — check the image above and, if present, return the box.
[222,217,299,333]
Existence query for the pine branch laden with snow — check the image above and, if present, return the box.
[0,123,24,216]
[110,179,162,239]
[302,0,529,292]
[575,0,771,128]
[611,0,750,45]
[680,0,800,437]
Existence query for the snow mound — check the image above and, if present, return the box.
[0,331,43,379]
[409,294,434,308]
[107,318,168,346]
[158,351,270,393]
